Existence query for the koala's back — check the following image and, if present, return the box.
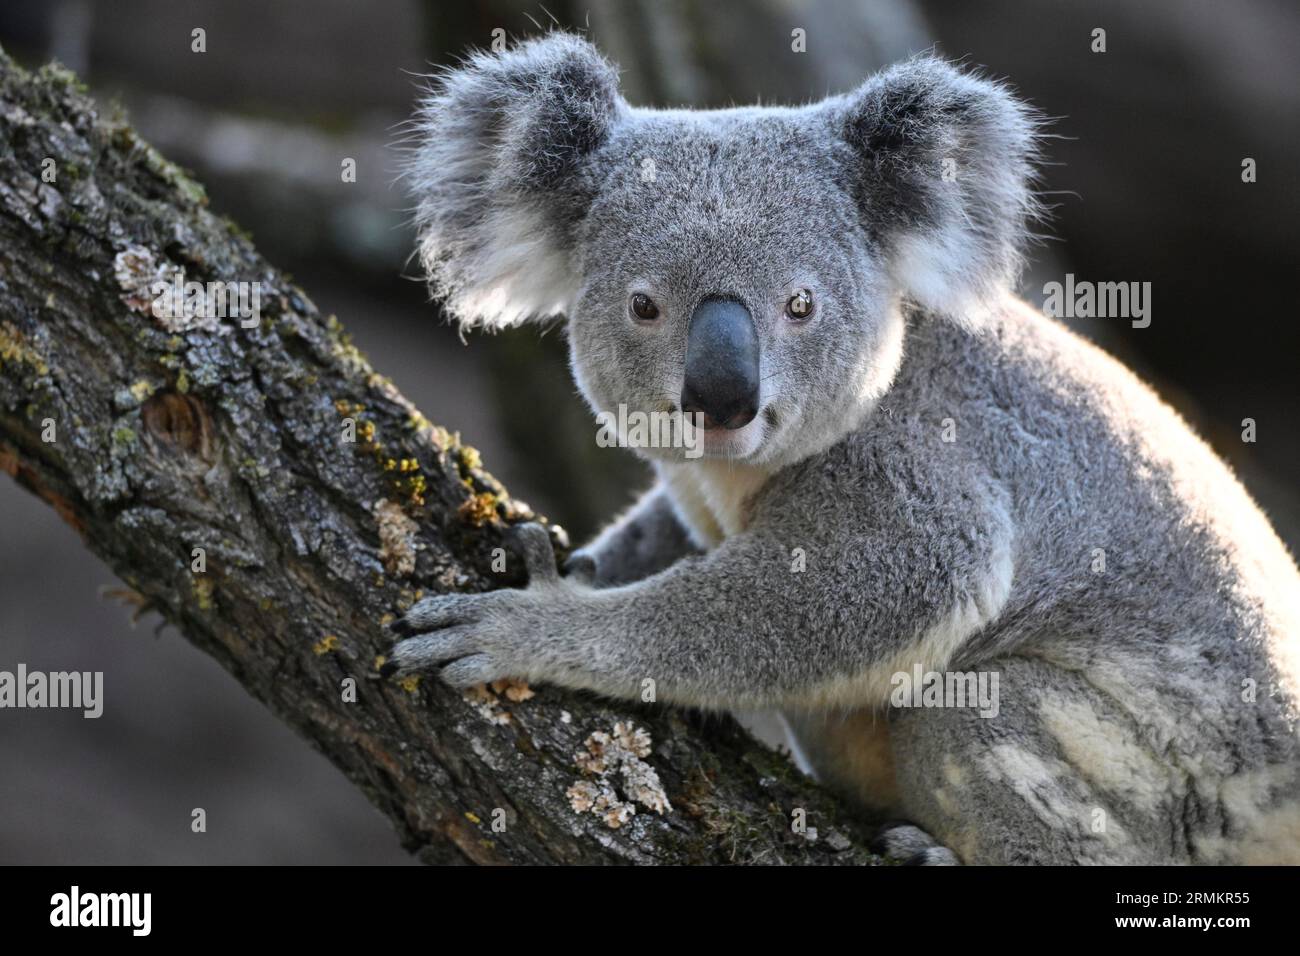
[876,297,1300,860]
[923,297,1300,675]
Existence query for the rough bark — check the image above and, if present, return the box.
[0,49,883,865]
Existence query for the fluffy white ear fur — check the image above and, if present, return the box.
[836,57,1042,324]
[407,33,623,330]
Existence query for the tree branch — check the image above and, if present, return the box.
[0,48,881,865]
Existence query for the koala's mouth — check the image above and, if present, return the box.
[688,405,772,460]
[617,399,776,462]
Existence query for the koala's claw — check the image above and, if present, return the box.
[871,822,960,866]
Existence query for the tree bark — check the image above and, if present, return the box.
[0,48,882,865]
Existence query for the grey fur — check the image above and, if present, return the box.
[571,485,700,587]
[872,822,960,865]
[396,34,1300,864]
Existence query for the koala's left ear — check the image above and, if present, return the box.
[408,33,624,330]
[834,57,1041,322]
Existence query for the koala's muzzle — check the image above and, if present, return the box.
[681,297,760,430]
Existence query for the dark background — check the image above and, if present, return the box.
[0,0,1295,863]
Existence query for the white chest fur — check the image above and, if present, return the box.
[658,460,771,549]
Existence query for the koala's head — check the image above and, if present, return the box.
[410,34,1038,468]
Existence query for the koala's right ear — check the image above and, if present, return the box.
[408,33,624,330]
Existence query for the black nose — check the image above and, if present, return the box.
[681,296,760,430]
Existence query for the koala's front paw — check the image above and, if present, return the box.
[384,522,563,688]
[385,590,518,687]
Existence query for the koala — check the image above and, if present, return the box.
[390,33,1300,864]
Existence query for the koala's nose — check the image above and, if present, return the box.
[681,296,760,430]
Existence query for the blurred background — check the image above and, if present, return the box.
[0,0,1296,863]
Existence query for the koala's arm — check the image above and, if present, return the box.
[389,457,1015,710]
[566,483,700,588]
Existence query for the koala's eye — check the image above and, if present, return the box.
[786,289,814,320]
[630,293,660,321]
